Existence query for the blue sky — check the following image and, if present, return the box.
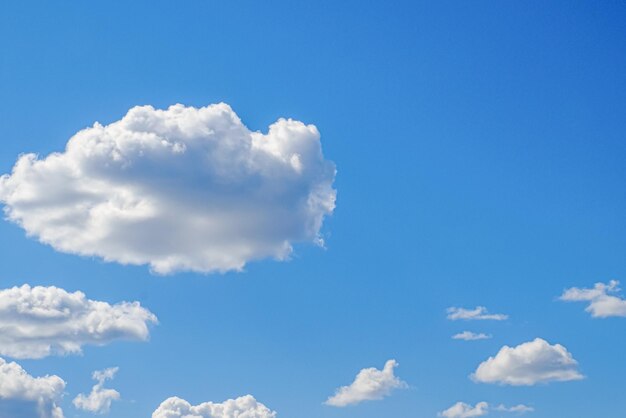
[0,1,625,417]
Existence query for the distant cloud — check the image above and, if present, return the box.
[447,307,508,321]
[0,103,337,274]
[439,401,489,418]
[325,359,407,407]
[560,280,626,318]
[73,367,120,414]
[0,284,157,359]
[152,395,276,418]
[452,331,492,341]
[472,338,583,385]
[0,357,65,418]
[439,402,533,418]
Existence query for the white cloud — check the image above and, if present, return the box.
[439,401,488,418]
[151,395,276,418]
[73,367,120,414]
[452,331,492,341]
[0,284,157,359]
[472,338,583,385]
[0,357,65,418]
[560,280,626,318]
[0,103,337,274]
[494,404,534,414]
[325,359,407,407]
[447,307,508,321]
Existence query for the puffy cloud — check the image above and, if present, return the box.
[325,359,407,407]
[73,367,120,414]
[151,395,276,418]
[0,103,337,274]
[494,404,534,414]
[447,307,508,321]
[472,338,583,385]
[560,280,626,318]
[0,357,65,418]
[452,331,491,341]
[0,284,157,359]
[439,402,489,418]
[439,402,534,418]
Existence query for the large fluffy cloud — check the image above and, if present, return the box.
[472,338,583,385]
[0,284,157,359]
[447,307,508,321]
[560,280,626,318]
[0,357,65,418]
[73,367,120,414]
[325,359,407,407]
[0,103,337,274]
[151,395,276,418]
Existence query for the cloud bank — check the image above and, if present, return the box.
[0,357,65,418]
[73,367,120,414]
[0,284,157,359]
[0,103,337,274]
[472,338,583,385]
[560,280,626,318]
[447,307,508,321]
[152,395,276,418]
[325,359,407,407]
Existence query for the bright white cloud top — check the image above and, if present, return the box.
[439,401,489,418]
[472,338,583,385]
[73,367,120,414]
[439,402,534,418]
[325,359,407,407]
[447,306,508,321]
[0,284,157,359]
[0,357,65,418]
[452,331,492,341]
[560,280,626,318]
[0,103,337,274]
[151,395,276,418]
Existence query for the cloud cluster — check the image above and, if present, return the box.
[0,284,157,359]
[452,331,491,341]
[472,338,583,385]
[0,357,65,418]
[0,103,337,274]
[560,280,626,318]
[325,359,407,407]
[151,395,276,418]
[447,307,508,321]
[73,367,120,414]
[439,401,533,418]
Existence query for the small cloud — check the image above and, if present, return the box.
[447,307,508,321]
[325,359,407,407]
[560,280,626,318]
[472,338,583,385]
[439,401,489,418]
[73,367,120,414]
[152,395,276,418]
[452,331,492,341]
[495,404,534,414]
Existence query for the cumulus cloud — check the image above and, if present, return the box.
[447,307,508,321]
[325,359,407,407]
[73,367,120,414]
[0,284,157,359]
[0,103,337,274]
[439,401,489,418]
[452,331,491,341]
[560,280,626,318]
[439,402,534,418]
[472,338,583,385]
[0,357,65,418]
[151,395,276,418]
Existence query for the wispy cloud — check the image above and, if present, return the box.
[560,280,626,318]
[73,367,120,414]
[452,331,492,341]
[447,307,508,321]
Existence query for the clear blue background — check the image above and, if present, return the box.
[1,1,625,417]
